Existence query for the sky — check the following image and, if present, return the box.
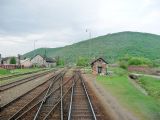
[0,0,160,57]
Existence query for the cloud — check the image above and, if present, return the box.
[0,0,160,57]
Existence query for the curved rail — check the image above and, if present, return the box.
[33,71,66,120]
[1,69,98,120]
[7,70,66,120]
[15,73,73,120]
[0,70,58,110]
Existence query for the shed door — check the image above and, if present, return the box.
[98,67,102,74]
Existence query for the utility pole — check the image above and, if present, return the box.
[34,40,38,57]
[86,29,92,59]
[33,40,38,57]
[33,40,38,68]
[44,48,47,66]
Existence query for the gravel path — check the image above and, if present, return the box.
[0,72,55,106]
[131,73,160,79]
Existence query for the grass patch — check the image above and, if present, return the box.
[0,68,10,75]
[137,76,160,100]
[97,68,160,120]
[10,68,45,74]
[0,68,48,85]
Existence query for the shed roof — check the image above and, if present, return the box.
[90,57,108,65]
[31,54,56,63]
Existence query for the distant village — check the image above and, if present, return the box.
[0,53,109,75]
[0,54,56,69]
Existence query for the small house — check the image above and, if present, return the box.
[20,58,33,68]
[31,54,56,67]
[45,57,56,67]
[91,57,108,75]
[1,57,19,65]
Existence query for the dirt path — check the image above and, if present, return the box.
[83,73,139,120]
[131,73,160,79]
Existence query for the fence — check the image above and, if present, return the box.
[0,64,24,70]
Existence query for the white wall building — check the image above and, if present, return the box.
[31,54,56,67]
[20,58,33,68]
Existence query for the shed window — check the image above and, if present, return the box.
[98,67,102,73]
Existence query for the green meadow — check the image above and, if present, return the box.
[97,67,160,120]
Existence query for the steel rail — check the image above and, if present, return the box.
[15,75,73,120]
[61,76,63,120]
[67,75,75,120]
[5,71,62,120]
[0,68,47,81]
[8,83,49,120]
[0,70,54,91]
[0,70,56,110]
[33,70,66,120]
[80,72,97,120]
[43,76,78,120]
[7,70,65,120]
[68,71,97,120]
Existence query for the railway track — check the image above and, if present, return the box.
[0,69,54,91]
[0,70,65,120]
[68,71,97,120]
[16,71,72,120]
[1,69,104,120]
[0,69,47,80]
[11,71,73,120]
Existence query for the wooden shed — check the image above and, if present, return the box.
[91,58,108,75]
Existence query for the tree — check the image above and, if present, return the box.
[119,55,153,69]
[10,57,16,64]
[76,57,89,67]
[56,56,65,66]
[128,57,152,66]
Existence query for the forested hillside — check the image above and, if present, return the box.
[24,31,160,63]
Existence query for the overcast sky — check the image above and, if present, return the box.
[0,0,160,57]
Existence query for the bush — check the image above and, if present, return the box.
[57,59,65,66]
[119,56,153,68]
[76,57,89,67]
[119,61,128,69]
[152,59,160,67]
[128,57,152,66]
[112,67,127,76]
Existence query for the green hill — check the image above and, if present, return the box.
[24,31,160,63]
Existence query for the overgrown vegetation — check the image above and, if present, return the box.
[119,55,153,69]
[56,57,65,66]
[97,67,160,120]
[137,76,160,99]
[0,68,10,75]
[76,57,89,67]
[23,31,160,64]
[128,57,152,66]
[152,59,160,67]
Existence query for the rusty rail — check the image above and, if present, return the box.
[33,71,66,120]
[68,71,97,120]
[0,69,54,91]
